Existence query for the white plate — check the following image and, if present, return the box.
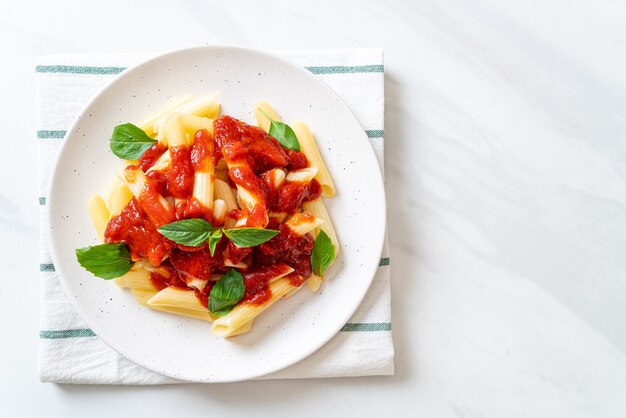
[49,46,386,382]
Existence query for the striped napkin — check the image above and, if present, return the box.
[37,48,392,384]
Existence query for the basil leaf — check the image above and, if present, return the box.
[311,230,335,276]
[258,108,300,151]
[157,218,215,247]
[75,243,135,279]
[208,229,223,256]
[223,227,279,248]
[209,269,245,316]
[110,123,157,160]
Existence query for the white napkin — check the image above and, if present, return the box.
[37,48,392,384]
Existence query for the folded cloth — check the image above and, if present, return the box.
[36,48,392,384]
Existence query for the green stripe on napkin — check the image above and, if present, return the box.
[40,263,55,272]
[305,65,384,74]
[37,130,66,139]
[340,322,391,332]
[35,65,125,75]
[40,329,96,339]
[366,130,384,138]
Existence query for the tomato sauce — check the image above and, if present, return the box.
[104,198,172,266]
[138,143,167,172]
[190,129,213,172]
[242,264,291,305]
[149,263,188,290]
[256,222,314,286]
[107,115,320,309]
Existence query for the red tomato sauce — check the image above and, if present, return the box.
[149,263,188,290]
[241,263,291,305]
[256,222,314,287]
[107,116,319,308]
[138,143,167,172]
[104,198,172,266]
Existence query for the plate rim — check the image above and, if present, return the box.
[47,45,387,382]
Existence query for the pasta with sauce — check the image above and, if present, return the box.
[79,95,338,337]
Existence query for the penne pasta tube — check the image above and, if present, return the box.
[146,150,171,173]
[211,275,295,337]
[286,167,318,183]
[137,94,194,137]
[191,130,215,211]
[214,179,237,209]
[264,168,285,188]
[193,171,214,211]
[233,183,268,227]
[211,265,294,336]
[186,277,209,291]
[165,114,187,147]
[306,273,323,292]
[131,288,217,323]
[120,268,155,290]
[268,211,288,223]
[131,288,158,305]
[284,212,324,236]
[87,194,109,242]
[114,277,128,288]
[302,198,339,254]
[253,101,280,132]
[147,287,207,312]
[213,199,226,223]
[180,114,214,137]
[106,178,133,218]
[177,94,220,118]
[122,165,175,226]
[291,121,336,197]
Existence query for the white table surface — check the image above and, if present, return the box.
[3,1,626,416]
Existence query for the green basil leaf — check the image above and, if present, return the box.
[209,269,245,316]
[223,227,279,248]
[75,243,135,279]
[157,218,215,247]
[208,229,223,256]
[311,230,335,276]
[258,108,300,151]
[110,123,157,160]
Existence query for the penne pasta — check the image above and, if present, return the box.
[114,277,128,288]
[147,288,207,313]
[306,273,323,292]
[106,178,133,218]
[87,194,109,242]
[211,266,294,337]
[212,199,226,223]
[253,100,280,132]
[137,94,194,137]
[291,121,336,197]
[285,212,323,236]
[131,288,217,323]
[122,165,175,227]
[81,97,341,337]
[165,114,187,147]
[190,128,215,212]
[302,198,339,254]
[177,94,220,118]
[286,167,318,183]
[120,268,155,290]
[180,113,214,137]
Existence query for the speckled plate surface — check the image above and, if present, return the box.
[48,46,386,382]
